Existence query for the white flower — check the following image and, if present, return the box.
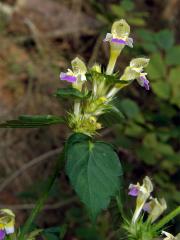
[60,57,87,83]
[129,176,153,223]
[161,231,180,240]
[143,198,167,222]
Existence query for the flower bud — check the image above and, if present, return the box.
[143,198,167,222]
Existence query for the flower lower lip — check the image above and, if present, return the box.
[0,229,5,240]
[60,73,77,83]
[140,76,150,90]
[111,38,126,44]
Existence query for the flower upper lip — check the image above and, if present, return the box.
[60,57,87,83]
[104,19,133,48]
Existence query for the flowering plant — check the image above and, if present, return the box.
[0,19,179,240]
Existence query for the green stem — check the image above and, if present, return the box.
[19,151,64,240]
[106,50,120,75]
[74,100,80,116]
[153,206,180,231]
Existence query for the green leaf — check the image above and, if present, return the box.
[155,29,174,50]
[99,106,125,127]
[147,53,166,79]
[76,226,102,240]
[26,229,43,240]
[44,225,67,239]
[166,45,180,66]
[0,115,65,128]
[54,87,90,99]
[128,17,146,27]
[136,29,156,42]
[110,4,125,18]
[118,99,140,119]
[168,67,180,107]
[121,0,135,11]
[151,81,171,100]
[141,43,158,53]
[136,146,156,165]
[44,226,62,234]
[43,233,59,240]
[65,133,123,220]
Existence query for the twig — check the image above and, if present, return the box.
[24,18,44,54]
[0,196,77,210]
[0,147,62,193]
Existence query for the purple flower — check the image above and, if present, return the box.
[0,230,5,240]
[111,38,127,44]
[60,72,77,83]
[138,75,150,91]
[143,202,151,213]
[128,185,139,197]
[104,33,133,48]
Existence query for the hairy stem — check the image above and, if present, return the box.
[153,206,180,231]
[107,87,119,98]
[74,101,80,116]
[18,151,64,240]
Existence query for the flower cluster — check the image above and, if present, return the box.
[58,19,150,136]
[0,209,15,240]
[125,176,180,240]
[129,176,167,224]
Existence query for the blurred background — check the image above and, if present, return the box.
[0,0,179,239]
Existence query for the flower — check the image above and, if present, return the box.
[105,19,133,75]
[0,229,5,240]
[91,63,101,73]
[120,57,150,90]
[0,209,15,238]
[161,231,180,240]
[104,19,133,48]
[60,57,87,83]
[143,198,167,222]
[129,176,153,223]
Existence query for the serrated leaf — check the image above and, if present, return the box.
[54,87,90,99]
[166,45,180,66]
[146,53,166,79]
[151,81,171,100]
[0,115,65,128]
[155,29,174,50]
[118,99,140,119]
[65,134,123,220]
[136,29,156,42]
[141,43,158,53]
[168,67,180,107]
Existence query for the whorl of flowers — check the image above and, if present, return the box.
[59,19,150,136]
